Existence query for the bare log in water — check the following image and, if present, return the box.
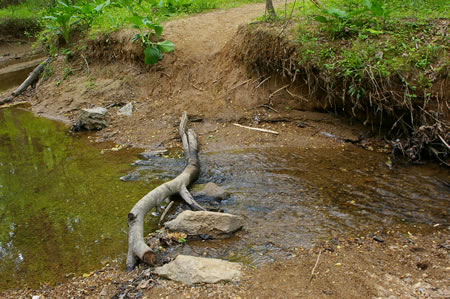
[126,112,204,271]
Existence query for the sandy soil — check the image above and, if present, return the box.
[0,2,448,298]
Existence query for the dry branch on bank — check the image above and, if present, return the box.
[126,112,205,271]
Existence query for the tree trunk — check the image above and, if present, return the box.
[266,0,277,19]
[126,112,204,271]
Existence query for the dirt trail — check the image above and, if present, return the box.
[163,3,266,58]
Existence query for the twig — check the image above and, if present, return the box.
[258,104,279,113]
[269,84,289,99]
[255,76,271,89]
[81,54,90,76]
[233,123,279,135]
[438,135,450,150]
[286,88,309,102]
[310,249,322,282]
[158,200,174,226]
[226,79,252,93]
[279,0,298,36]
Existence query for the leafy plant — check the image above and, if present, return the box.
[129,15,174,64]
[43,0,79,44]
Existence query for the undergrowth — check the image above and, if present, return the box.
[258,0,449,163]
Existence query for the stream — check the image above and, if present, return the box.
[0,107,448,291]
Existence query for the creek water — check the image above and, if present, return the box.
[0,108,448,291]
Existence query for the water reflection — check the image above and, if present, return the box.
[0,108,151,290]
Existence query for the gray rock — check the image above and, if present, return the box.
[139,149,168,159]
[164,210,243,238]
[154,255,241,285]
[79,107,108,130]
[117,102,133,116]
[194,182,229,201]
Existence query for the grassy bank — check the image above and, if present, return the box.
[254,0,449,163]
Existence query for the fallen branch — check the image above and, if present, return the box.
[12,57,50,97]
[255,76,271,89]
[258,104,279,113]
[80,54,90,76]
[126,112,204,271]
[226,79,252,93]
[233,123,279,135]
[1,57,50,105]
[269,84,289,99]
[310,249,322,282]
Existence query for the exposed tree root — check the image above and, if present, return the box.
[126,112,204,271]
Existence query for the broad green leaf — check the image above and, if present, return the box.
[314,15,328,23]
[127,15,143,28]
[144,46,161,64]
[157,40,174,53]
[153,24,163,39]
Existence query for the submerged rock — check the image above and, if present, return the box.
[139,149,168,160]
[164,210,243,238]
[194,182,229,201]
[79,107,108,130]
[153,255,241,285]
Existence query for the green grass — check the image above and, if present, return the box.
[262,0,449,161]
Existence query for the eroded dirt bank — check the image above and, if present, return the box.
[0,2,449,298]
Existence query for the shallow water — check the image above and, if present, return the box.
[0,108,153,290]
[130,145,449,265]
[0,108,449,290]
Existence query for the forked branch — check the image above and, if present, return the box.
[126,112,204,271]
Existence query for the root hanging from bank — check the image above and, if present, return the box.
[126,112,205,271]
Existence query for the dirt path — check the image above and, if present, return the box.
[163,3,267,58]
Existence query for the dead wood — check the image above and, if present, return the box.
[126,112,204,271]
[12,57,50,97]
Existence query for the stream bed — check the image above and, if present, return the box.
[0,107,448,291]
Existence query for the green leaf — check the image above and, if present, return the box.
[144,46,161,64]
[157,40,174,53]
[127,15,143,28]
[131,33,141,43]
[314,15,328,23]
[153,24,163,39]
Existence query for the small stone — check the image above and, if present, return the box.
[117,102,133,116]
[153,255,241,285]
[164,210,244,238]
[79,107,108,130]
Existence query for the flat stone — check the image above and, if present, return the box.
[79,107,108,130]
[154,255,241,285]
[164,210,243,238]
[194,182,229,201]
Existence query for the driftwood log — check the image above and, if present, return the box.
[0,57,50,105]
[126,112,205,271]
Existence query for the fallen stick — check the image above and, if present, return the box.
[286,88,309,102]
[226,79,252,93]
[233,123,279,135]
[269,84,289,98]
[12,57,50,97]
[126,112,205,271]
[255,76,271,89]
[310,249,322,282]
[258,104,279,113]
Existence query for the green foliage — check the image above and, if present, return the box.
[129,14,174,64]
